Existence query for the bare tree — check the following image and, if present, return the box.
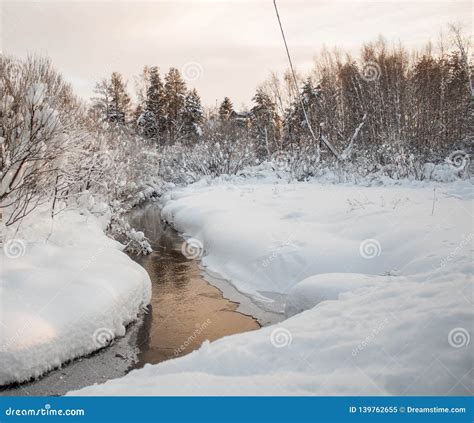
[0,55,82,225]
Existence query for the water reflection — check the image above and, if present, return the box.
[128,203,260,369]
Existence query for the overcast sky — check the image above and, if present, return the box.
[1,0,471,107]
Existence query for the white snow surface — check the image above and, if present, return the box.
[0,206,151,386]
[284,273,394,317]
[73,176,472,395]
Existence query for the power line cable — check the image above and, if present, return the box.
[272,0,339,159]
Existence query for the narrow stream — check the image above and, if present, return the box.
[128,203,262,368]
[1,203,278,396]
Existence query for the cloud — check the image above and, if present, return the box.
[2,0,471,106]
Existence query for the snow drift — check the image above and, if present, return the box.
[0,206,151,385]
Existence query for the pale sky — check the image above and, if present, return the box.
[1,0,472,107]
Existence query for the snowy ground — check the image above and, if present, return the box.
[72,175,473,396]
[0,205,151,386]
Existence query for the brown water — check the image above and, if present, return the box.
[129,204,260,368]
[1,203,263,396]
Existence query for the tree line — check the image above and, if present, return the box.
[0,26,471,241]
[277,34,472,162]
[91,27,472,175]
[91,67,203,144]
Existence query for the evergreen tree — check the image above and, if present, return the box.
[146,67,165,128]
[137,110,159,139]
[250,88,281,158]
[183,88,203,140]
[164,67,187,143]
[92,73,131,124]
[108,72,131,124]
[139,66,165,141]
[286,78,321,142]
[219,97,235,121]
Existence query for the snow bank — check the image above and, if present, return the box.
[0,206,151,386]
[160,180,471,301]
[72,278,471,396]
[72,178,472,395]
[285,273,393,317]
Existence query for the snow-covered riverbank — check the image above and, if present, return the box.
[71,176,473,396]
[0,206,151,386]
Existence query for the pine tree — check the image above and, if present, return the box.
[183,88,203,140]
[219,97,235,121]
[164,67,187,143]
[286,78,321,142]
[137,110,159,139]
[108,72,131,124]
[140,66,165,141]
[250,88,281,158]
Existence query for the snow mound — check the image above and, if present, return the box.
[285,273,391,317]
[0,206,151,386]
[160,180,472,301]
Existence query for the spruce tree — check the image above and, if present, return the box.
[183,88,204,140]
[286,78,321,142]
[141,66,165,141]
[250,88,281,158]
[219,97,235,121]
[164,67,187,143]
